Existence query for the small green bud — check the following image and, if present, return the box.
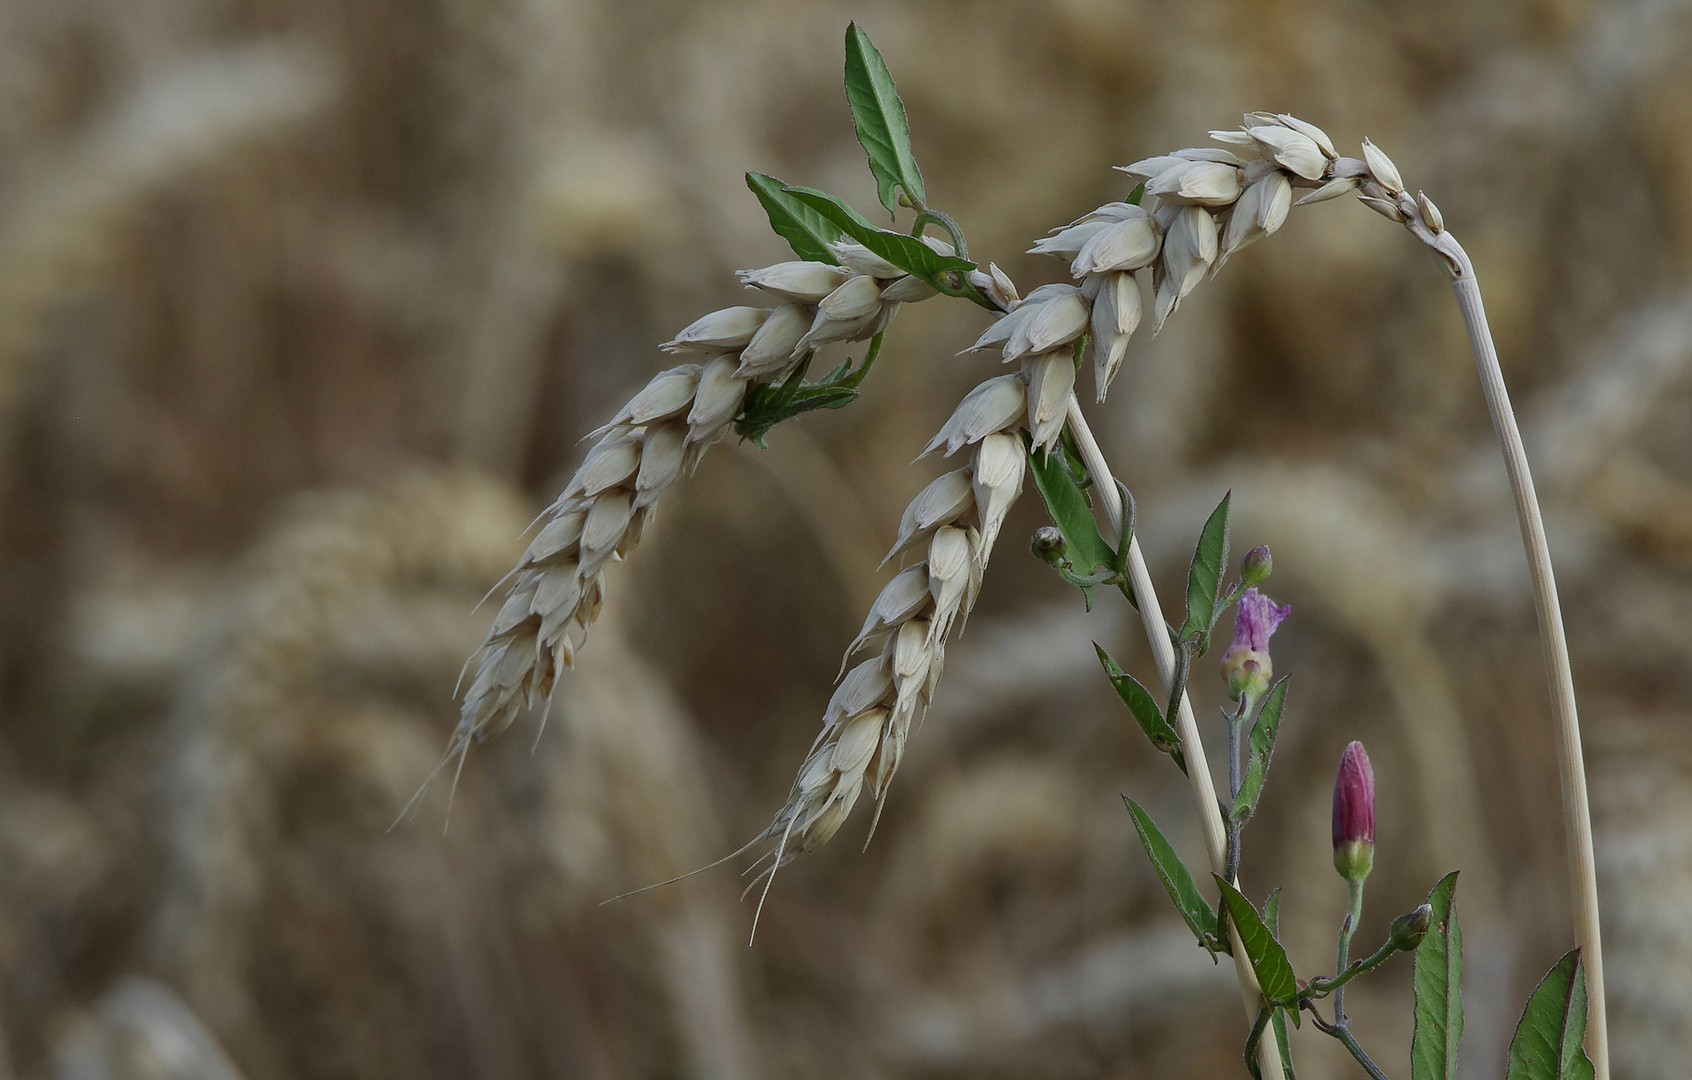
[1031,526,1067,566]
[1389,904,1433,951]
[1239,544,1272,588]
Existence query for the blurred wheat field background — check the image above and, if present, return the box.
[2,0,1691,1078]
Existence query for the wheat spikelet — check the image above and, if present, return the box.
[745,349,1072,916]
[448,252,942,786]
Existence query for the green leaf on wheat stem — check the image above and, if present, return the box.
[1215,875,1299,1010]
[746,172,843,264]
[1179,491,1231,651]
[1232,677,1289,823]
[1124,797,1219,951]
[1506,949,1593,1080]
[842,23,925,216]
[1411,871,1464,1080]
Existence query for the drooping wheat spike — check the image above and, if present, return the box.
[449,248,944,775]
[749,309,1102,897]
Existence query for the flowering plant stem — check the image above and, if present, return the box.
[1334,877,1365,1023]
[1065,397,1288,1080]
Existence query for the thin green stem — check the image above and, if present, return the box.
[1303,938,1398,999]
[909,208,969,260]
[1334,877,1365,1023]
[1333,1027,1392,1080]
[839,333,883,389]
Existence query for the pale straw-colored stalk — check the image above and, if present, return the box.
[1065,398,1287,1080]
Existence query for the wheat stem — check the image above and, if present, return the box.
[1446,257,1608,1080]
[1065,396,1288,1080]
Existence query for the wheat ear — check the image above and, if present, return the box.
[1064,400,1288,1080]
[442,245,947,802]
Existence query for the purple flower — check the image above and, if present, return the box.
[1220,587,1290,701]
[1332,741,1376,882]
[1233,587,1291,653]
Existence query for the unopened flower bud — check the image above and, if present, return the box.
[1239,545,1272,588]
[1332,741,1376,883]
[1220,587,1289,701]
[1030,526,1067,566]
[1390,904,1432,951]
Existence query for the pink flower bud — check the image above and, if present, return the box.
[1332,741,1375,883]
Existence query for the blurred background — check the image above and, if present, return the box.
[1,0,1691,1077]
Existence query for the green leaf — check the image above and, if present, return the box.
[1232,677,1290,823]
[1179,492,1232,649]
[1263,887,1282,936]
[843,23,925,216]
[1028,443,1116,578]
[1096,645,1186,774]
[1506,949,1593,1080]
[781,186,974,289]
[1412,871,1464,1080]
[746,172,843,264]
[1272,1008,1296,1078]
[1124,797,1219,950]
[1215,876,1299,1006]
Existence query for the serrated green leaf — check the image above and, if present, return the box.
[1412,871,1464,1080]
[1215,876,1299,1006]
[1124,797,1218,948]
[781,186,974,289]
[1095,644,1186,774]
[1506,949,1593,1080]
[843,23,925,216]
[1027,442,1117,578]
[1232,677,1289,823]
[746,172,843,263]
[1179,492,1232,649]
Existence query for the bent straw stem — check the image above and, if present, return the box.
[1065,397,1288,1080]
[1447,262,1608,1079]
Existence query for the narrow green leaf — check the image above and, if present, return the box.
[745,172,843,263]
[781,186,974,288]
[1412,871,1464,1080]
[1232,677,1290,823]
[843,23,925,215]
[1027,443,1116,577]
[1263,887,1282,936]
[1506,949,1593,1080]
[1124,797,1218,948]
[1179,492,1232,648]
[1215,876,1299,1005]
[1095,644,1185,774]
[1272,1008,1296,1077]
